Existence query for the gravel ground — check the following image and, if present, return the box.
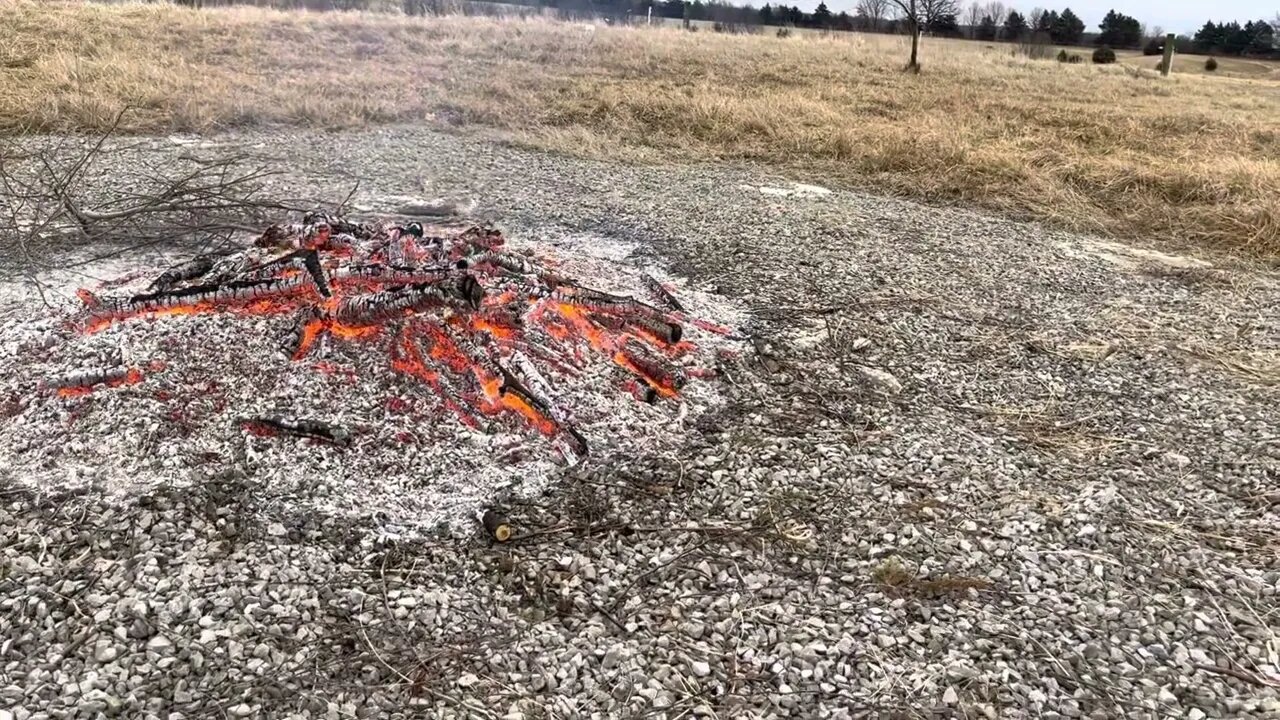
[2,127,1278,719]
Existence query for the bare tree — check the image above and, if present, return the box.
[856,0,888,32]
[964,2,983,37]
[984,1,1005,28]
[1028,6,1044,31]
[887,0,959,70]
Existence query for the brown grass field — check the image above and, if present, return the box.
[2,1,1278,256]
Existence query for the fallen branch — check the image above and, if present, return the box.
[1195,663,1280,689]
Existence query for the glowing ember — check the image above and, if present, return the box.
[50,212,733,463]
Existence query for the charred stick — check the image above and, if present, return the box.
[643,274,685,313]
[238,416,351,447]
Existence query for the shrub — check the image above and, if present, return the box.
[776,27,791,38]
[1142,38,1163,56]
[1205,57,1218,72]
[1092,46,1117,64]
[1067,53,1083,64]
[1056,49,1068,62]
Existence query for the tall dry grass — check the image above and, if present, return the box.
[2,1,1279,255]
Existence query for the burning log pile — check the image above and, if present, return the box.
[67,212,729,463]
[0,212,744,531]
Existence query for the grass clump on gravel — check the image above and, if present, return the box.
[2,1,1279,256]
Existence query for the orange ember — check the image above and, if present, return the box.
[471,316,517,341]
[499,391,558,437]
[330,323,379,341]
[293,320,327,360]
[613,351,677,398]
[392,329,481,429]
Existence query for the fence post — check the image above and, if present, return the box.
[1160,32,1175,76]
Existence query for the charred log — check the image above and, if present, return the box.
[238,416,352,447]
[480,508,512,542]
[333,275,483,325]
[616,337,686,397]
[629,315,683,345]
[457,251,545,278]
[149,254,218,292]
[40,366,142,395]
[280,306,327,360]
[242,248,332,298]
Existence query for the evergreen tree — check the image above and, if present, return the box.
[1246,19,1275,54]
[975,13,998,40]
[1220,21,1249,54]
[1194,21,1222,51]
[1036,9,1058,35]
[929,12,961,36]
[759,3,773,25]
[1051,7,1084,44]
[1096,9,1142,48]
[813,1,832,28]
[1002,10,1028,40]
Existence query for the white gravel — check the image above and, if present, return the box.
[1,126,1278,719]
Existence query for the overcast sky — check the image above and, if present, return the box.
[797,1,1276,35]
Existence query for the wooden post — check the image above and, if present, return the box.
[647,3,652,25]
[1160,32,1175,76]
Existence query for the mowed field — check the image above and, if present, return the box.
[2,1,1279,255]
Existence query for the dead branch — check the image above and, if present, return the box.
[1194,663,1280,689]
[0,108,300,292]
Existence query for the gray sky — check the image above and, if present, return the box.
[800,1,1276,35]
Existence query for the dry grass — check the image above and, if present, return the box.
[3,2,1280,255]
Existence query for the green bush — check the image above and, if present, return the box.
[776,27,791,38]
[1056,49,1068,62]
[1205,57,1218,71]
[1142,38,1163,56]
[1092,46,1117,64]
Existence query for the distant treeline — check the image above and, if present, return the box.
[474,0,1280,58]
[171,0,1280,58]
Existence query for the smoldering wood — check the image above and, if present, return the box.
[238,416,352,447]
[40,366,136,392]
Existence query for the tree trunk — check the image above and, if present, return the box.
[905,0,920,72]
[908,21,921,71]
